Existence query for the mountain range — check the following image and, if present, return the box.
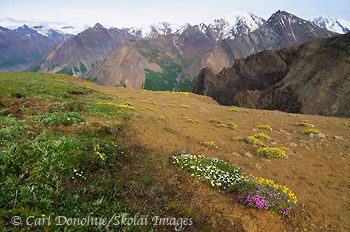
[23,11,338,92]
[0,11,348,94]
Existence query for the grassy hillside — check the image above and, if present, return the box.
[1,73,349,231]
[0,73,164,231]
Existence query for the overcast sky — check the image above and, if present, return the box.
[1,0,349,28]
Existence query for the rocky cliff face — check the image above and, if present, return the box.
[192,33,350,117]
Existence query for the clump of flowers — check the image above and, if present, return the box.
[96,101,135,110]
[160,116,167,122]
[304,129,321,135]
[72,169,87,180]
[250,163,261,169]
[254,133,270,140]
[294,120,314,127]
[257,125,273,131]
[230,107,239,112]
[244,136,264,146]
[257,147,288,159]
[172,154,297,216]
[181,105,190,109]
[117,104,135,110]
[164,127,181,135]
[113,121,122,127]
[185,117,200,124]
[232,136,242,141]
[93,142,119,162]
[214,122,237,130]
[210,118,219,123]
[216,123,226,128]
[335,121,348,126]
[172,154,247,190]
[140,100,147,103]
[94,144,105,160]
[200,141,218,149]
[227,123,238,130]
[236,175,297,215]
[141,107,156,111]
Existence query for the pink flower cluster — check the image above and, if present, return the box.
[237,187,293,216]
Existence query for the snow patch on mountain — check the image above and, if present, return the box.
[210,11,265,39]
[0,17,85,36]
[312,16,350,34]
[128,22,183,38]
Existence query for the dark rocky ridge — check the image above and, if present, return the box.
[192,33,350,117]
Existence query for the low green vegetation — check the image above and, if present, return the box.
[0,72,157,231]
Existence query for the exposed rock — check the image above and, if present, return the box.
[289,142,298,147]
[245,152,253,158]
[231,152,241,158]
[192,33,350,117]
[316,133,326,139]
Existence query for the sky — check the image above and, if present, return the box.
[0,0,349,29]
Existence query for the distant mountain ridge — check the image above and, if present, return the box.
[312,16,350,34]
[30,23,137,76]
[0,25,57,72]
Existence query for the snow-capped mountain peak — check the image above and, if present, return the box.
[128,22,183,39]
[312,16,350,34]
[210,10,266,39]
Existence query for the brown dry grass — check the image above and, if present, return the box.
[59,74,350,232]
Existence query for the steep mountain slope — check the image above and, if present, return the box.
[195,10,338,75]
[312,16,350,34]
[83,23,220,91]
[83,36,191,91]
[0,25,57,72]
[192,33,350,117]
[30,23,137,76]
